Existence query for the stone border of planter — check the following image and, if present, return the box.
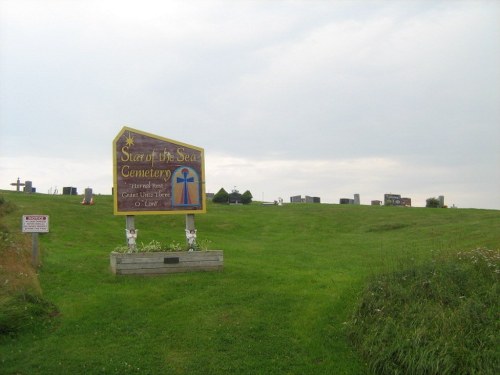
[110,250,224,275]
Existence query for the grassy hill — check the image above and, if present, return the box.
[0,191,498,374]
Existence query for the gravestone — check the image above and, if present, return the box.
[82,188,94,205]
[63,187,78,195]
[305,196,321,203]
[10,178,24,192]
[438,195,445,208]
[384,194,402,206]
[401,197,412,207]
[354,194,360,205]
[340,198,354,204]
[23,181,33,193]
[384,194,411,207]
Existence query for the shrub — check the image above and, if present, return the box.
[0,198,58,336]
[0,194,16,216]
[241,190,253,204]
[0,293,58,335]
[426,197,440,208]
[229,191,242,203]
[347,248,499,375]
[212,188,229,203]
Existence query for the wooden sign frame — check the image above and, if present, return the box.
[113,126,206,215]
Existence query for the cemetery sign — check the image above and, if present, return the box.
[113,126,206,215]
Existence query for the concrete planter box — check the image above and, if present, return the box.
[110,250,224,275]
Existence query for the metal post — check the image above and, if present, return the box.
[186,214,195,231]
[186,214,196,249]
[32,232,39,267]
[126,215,135,230]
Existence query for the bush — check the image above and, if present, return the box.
[426,197,440,208]
[347,248,499,375]
[213,188,253,204]
[0,198,59,336]
[0,194,16,216]
[241,190,253,204]
[0,293,58,335]
[212,188,229,203]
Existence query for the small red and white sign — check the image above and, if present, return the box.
[22,215,49,233]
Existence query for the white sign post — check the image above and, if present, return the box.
[22,215,49,266]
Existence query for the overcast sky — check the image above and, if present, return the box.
[1,0,499,209]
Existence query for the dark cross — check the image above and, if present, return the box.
[176,168,194,205]
[10,178,25,192]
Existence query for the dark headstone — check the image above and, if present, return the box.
[63,187,78,195]
[340,198,354,204]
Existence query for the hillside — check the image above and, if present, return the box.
[1,191,499,374]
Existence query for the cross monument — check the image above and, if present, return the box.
[10,178,25,192]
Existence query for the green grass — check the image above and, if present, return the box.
[348,248,499,374]
[0,191,499,374]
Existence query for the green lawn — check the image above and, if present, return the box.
[1,191,499,374]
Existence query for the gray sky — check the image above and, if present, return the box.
[1,0,499,209]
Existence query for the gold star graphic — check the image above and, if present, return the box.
[125,132,134,147]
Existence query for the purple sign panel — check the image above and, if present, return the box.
[113,127,206,215]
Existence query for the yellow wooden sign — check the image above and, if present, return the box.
[113,126,206,215]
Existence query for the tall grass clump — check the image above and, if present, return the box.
[347,247,499,375]
[0,195,58,335]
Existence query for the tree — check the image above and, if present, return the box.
[229,191,242,204]
[241,190,253,204]
[212,188,229,203]
[426,197,440,208]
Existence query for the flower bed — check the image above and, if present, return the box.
[110,250,223,275]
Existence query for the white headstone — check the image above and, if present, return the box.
[354,194,360,205]
[438,196,445,208]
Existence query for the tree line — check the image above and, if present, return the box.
[212,188,253,204]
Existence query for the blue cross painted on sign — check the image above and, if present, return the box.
[177,168,195,205]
